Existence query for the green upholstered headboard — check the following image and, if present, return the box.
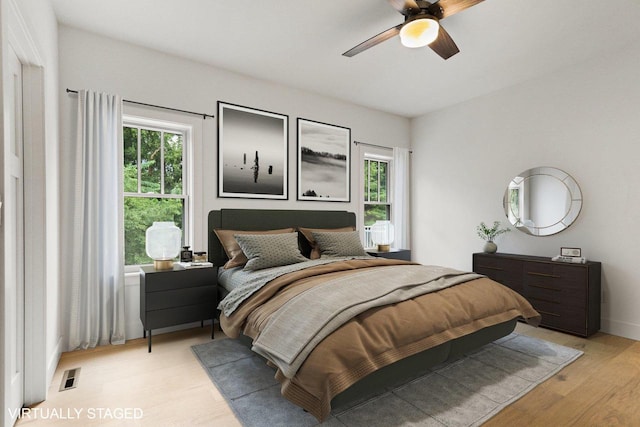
[207,209,356,267]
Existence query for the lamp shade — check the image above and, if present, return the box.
[371,220,395,251]
[400,17,440,48]
[145,222,181,270]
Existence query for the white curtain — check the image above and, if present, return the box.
[393,147,411,249]
[67,90,125,350]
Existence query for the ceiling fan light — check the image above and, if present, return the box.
[400,18,440,48]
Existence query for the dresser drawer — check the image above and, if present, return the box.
[473,255,524,294]
[523,262,587,286]
[528,298,587,336]
[525,283,587,309]
[524,262,587,308]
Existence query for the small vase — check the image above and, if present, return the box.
[483,241,497,254]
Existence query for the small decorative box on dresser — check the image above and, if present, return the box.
[367,248,412,261]
[140,265,217,352]
[473,252,601,337]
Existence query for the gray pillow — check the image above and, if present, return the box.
[234,232,307,271]
[312,230,368,258]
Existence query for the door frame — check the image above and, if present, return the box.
[2,0,48,420]
[21,63,47,406]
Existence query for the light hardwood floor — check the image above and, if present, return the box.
[15,323,640,426]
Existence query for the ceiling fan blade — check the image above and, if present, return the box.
[343,24,403,57]
[430,0,484,18]
[387,0,421,15]
[428,25,459,59]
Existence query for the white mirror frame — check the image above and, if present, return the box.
[503,167,582,236]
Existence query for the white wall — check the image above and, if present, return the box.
[411,43,640,340]
[58,26,410,344]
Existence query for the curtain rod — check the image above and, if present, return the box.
[353,140,413,154]
[66,89,215,120]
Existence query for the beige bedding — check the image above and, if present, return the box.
[220,258,540,421]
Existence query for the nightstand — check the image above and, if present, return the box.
[367,248,411,261]
[140,265,217,352]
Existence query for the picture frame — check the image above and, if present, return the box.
[218,102,288,199]
[560,247,582,257]
[297,118,351,202]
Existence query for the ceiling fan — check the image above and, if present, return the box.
[343,0,484,59]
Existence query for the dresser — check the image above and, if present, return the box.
[140,265,217,352]
[472,253,601,337]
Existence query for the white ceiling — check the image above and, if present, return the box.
[51,0,640,118]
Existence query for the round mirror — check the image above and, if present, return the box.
[503,167,582,236]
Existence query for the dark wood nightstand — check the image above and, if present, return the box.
[367,248,411,261]
[140,265,217,352]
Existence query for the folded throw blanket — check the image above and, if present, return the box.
[251,264,482,378]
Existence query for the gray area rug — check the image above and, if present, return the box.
[192,333,582,426]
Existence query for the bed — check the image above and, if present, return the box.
[208,209,540,422]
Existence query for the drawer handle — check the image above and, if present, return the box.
[527,271,561,279]
[529,284,561,292]
[529,296,559,305]
[536,309,561,318]
[478,265,504,271]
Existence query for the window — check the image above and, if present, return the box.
[364,157,391,248]
[123,118,190,267]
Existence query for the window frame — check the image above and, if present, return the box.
[363,153,393,248]
[122,115,193,272]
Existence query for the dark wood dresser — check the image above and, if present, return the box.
[473,252,601,337]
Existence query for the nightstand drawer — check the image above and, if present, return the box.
[146,286,215,311]
[144,304,214,330]
[143,268,216,292]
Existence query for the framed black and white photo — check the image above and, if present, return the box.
[297,118,351,202]
[218,102,288,199]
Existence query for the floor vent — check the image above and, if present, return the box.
[59,367,81,391]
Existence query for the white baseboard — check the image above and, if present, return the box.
[46,336,63,392]
[600,317,640,341]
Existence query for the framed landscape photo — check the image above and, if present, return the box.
[218,102,288,199]
[297,118,351,202]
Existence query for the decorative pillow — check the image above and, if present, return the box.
[299,226,356,259]
[214,228,295,269]
[234,232,307,271]
[312,230,368,258]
